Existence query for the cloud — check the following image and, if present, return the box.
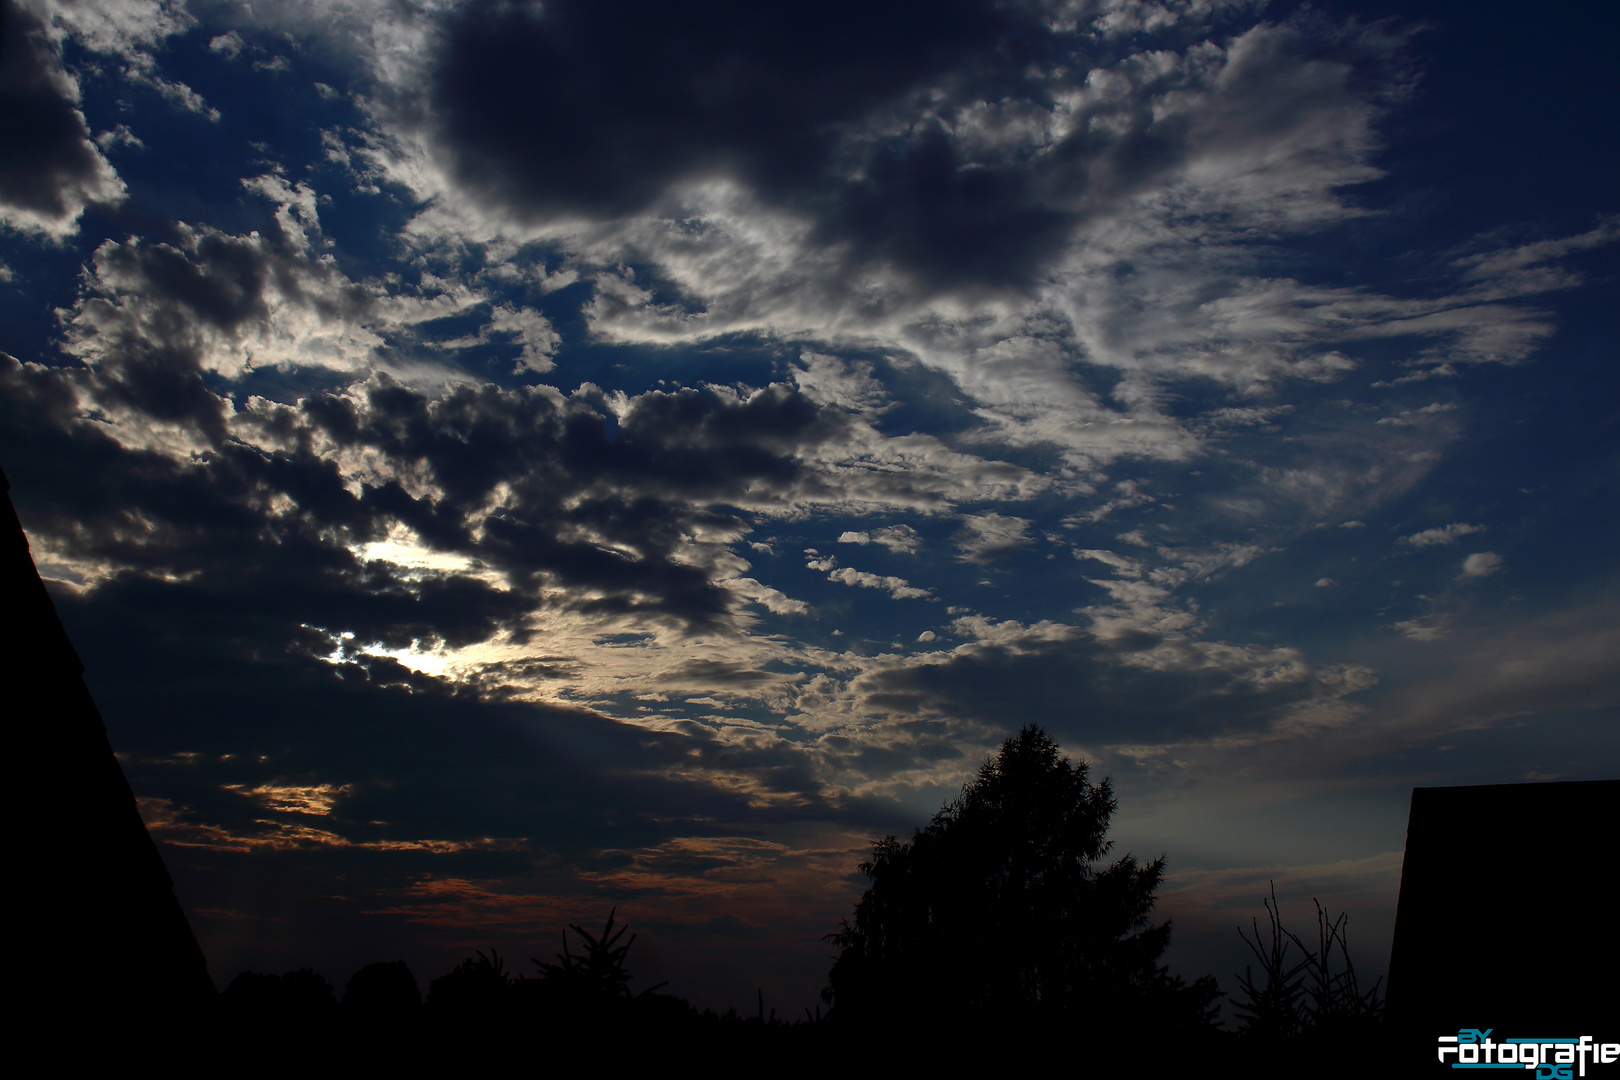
[421,0,1054,287]
[0,1,127,238]
[55,174,563,388]
[955,512,1032,563]
[19,0,218,122]
[63,184,378,381]
[304,0,1608,517]
[1453,216,1620,283]
[1375,595,1620,748]
[405,0,1417,302]
[6,354,824,647]
[1393,615,1451,642]
[20,0,196,59]
[723,576,809,617]
[805,552,931,601]
[850,613,1374,755]
[224,781,353,816]
[1401,523,1485,547]
[209,31,246,58]
[1376,402,1457,427]
[1077,548,1143,578]
[1067,481,1157,525]
[1459,552,1504,579]
[837,524,921,554]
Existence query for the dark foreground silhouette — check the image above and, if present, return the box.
[824,725,1222,1045]
[199,731,1401,1072]
[215,914,837,1069]
[7,464,215,1026]
[204,731,1242,1069]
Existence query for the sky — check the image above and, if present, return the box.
[3,0,1616,1014]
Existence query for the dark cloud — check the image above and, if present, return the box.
[69,208,374,338]
[421,0,1406,291]
[4,328,864,642]
[430,0,1015,209]
[3,174,881,641]
[92,223,372,336]
[0,0,122,233]
[426,0,1080,288]
[311,376,845,629]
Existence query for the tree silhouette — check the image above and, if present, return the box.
[1233,883,1310,1040]
[533,908,667,1004]
[824,725,1219,1032]
[427,949,513,1011]
[342,960,422,1014]
[1233,883,1382,1041]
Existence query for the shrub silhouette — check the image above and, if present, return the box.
[1233,883,1310,1040]
[824,725,1219,1032]
[427,949,513,1011]
[532,908,668,1006]
[342,960,421,1014]
[1233,882,1383,1040]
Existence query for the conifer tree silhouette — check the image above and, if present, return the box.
[1234,883,1310,1040]
[534,909,667,1004]
[1233,882,1382,1041]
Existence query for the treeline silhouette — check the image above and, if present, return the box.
[212,912,823,1069]
[200,728,1386,1071]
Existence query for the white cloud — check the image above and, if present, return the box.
[1402,523,1486,547]
[1454,216,1620,283]
[956,513,1033,563]
[22,0,218,120]
[22,0,195,59]
[1377,402,1457,427]
[723,577,810,617]
[208,31,246,58]
[1067,480,1157,525]
[804,553,932,601]
[1393,615,1451,642]
[1077,548,1143,578]
[1459,552,1504,579]
[53,175,568,384]
[838,524,921,554]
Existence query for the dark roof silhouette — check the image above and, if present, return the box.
[1386,778,1617,1034]
[4,463,215,1014]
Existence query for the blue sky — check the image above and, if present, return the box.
[3,0,1616,1011]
